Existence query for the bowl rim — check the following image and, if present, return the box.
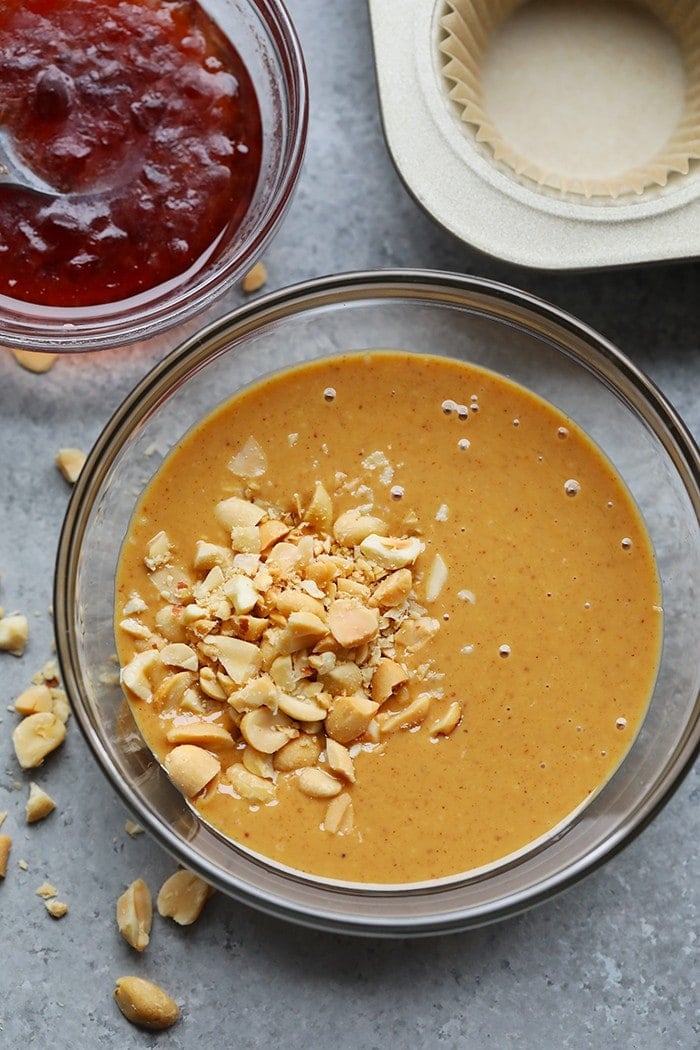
[0,0,309,353]
[54,268,700,935]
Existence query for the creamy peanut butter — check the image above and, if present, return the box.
[115,351,662,884]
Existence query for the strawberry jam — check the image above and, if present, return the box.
[0,0,262,308]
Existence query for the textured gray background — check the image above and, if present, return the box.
[0,2,698,1047]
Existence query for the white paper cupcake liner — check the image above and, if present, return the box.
[439,0,700,199]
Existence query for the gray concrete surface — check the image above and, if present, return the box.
[0,3,698,1047]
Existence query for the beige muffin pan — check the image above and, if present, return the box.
[368,0,700,268]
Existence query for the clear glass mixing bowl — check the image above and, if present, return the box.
[54,271,699,935]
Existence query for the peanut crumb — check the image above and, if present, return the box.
[0,835,11,877]
[116,878,152,951]
[11,349,57,373]
[26,782,56,824]
[55,448,87,485]
[12,711,66,769]
[156,868,213,926]
[35,881,58,899]
[44,899,69,919]
[124,820,144,837]
[0,613,29,656]
[241,261,267,294]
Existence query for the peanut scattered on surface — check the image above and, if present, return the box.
[114,976,180,1030]
[116,878,153,952]
[55,447,86,484]
[45,899,69,919]
[0,613,29,656]
[0,835,11,878]
[25,782,56,823]
[241,261,267,294]
[156,869,213,926]
[11,348,57,373]
[35,882,58,899]
[12,712,66,769]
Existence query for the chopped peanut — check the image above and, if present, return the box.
[296,767,343,799]
[0,613,29,656]
[11,349,57,373]
[117,477,452,847]
[45,899,69,918]
[333,509,388,546]
[273,733,324,772]
[359,533,424,569]
[12,712,66,769]
[377,693,432,735]
[164,745,220,797]
[425,553,448,602]
[324,792,354,835]
[240,707,298,753]
[430,701,463,737]
[325,738,356,783]
[15,684,53,716]
[35,882,58,899]
[327,599,379,649]
[116,878,153,951]
[226,764,277,803]
[371,658,409,705]
[241,260,267,294]
[165,721,234,749]
[325,693,379,745]
[55,447,86,484]
[25,782,56,823]
[0,835,11,877]
[157,868,212,926]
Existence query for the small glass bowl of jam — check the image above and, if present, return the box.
[0,0,307,352]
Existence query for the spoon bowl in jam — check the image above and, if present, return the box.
[0,126,61,197]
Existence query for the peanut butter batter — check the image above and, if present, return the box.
[115,351,662,884]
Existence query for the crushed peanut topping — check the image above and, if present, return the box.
[119,481,456,840]
[0,613,29,656]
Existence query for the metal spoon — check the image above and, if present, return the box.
[0,126,59,197]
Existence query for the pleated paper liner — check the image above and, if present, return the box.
[439,0,700,199]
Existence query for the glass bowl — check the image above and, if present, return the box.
[54,270,699,936]
[0,0,307,354]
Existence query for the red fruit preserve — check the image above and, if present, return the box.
[0,0,262,308]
